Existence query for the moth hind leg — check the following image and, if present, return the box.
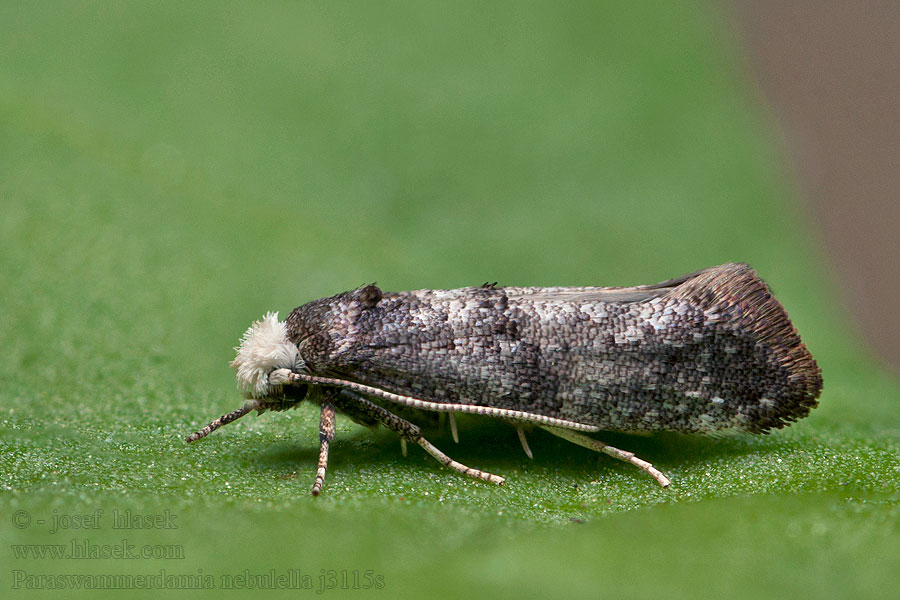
[541,427,671,488]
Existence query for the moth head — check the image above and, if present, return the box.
[230,312,304,400]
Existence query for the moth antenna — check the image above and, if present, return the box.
[328,388,504,487]
[311,399,336,497]
[281,371,599,432]
[542,427,670,488]
[517,427,534,459]
[186,404,254,442]
[400,438,408,457]
[448,413,459,443]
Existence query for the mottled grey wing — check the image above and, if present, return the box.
[304,263,822,434]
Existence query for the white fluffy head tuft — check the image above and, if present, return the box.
[230,312,299,398]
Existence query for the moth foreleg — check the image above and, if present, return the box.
[541,427,671,488]
[330,389,505,487]
[186,403,255,442]
[311,397,336,497]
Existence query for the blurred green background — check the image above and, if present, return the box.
[2,2,898,598]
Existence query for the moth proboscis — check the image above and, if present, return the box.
[186,263,822,495]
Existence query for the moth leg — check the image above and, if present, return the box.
[541,427,671,488]
[415,437,505,486]
[186,403,255,442]
[448,413,459,443]
[311,398,336,497]
[517,427,534,459]
[330,390,505,486]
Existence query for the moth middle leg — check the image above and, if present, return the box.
[318,388,505,490]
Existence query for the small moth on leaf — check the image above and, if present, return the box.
[187,263,822,495]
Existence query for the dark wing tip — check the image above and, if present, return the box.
[673,263,823,431]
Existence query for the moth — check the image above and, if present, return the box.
[187,263,822,495]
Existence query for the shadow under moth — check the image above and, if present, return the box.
[187,263,822,495]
